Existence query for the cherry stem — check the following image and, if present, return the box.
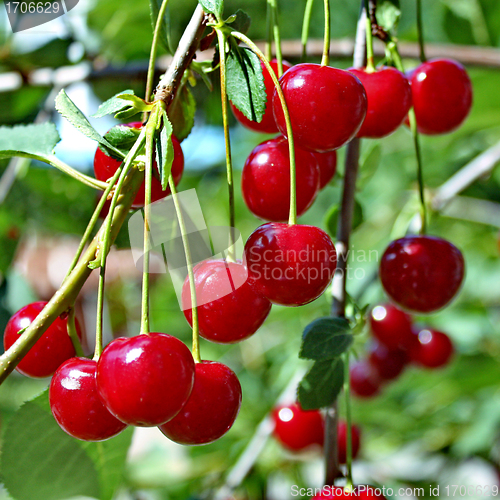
[388,43,428,234]
[321,0,331,66]
[301,0,315,62]
[168,174,201,363]
[144,0,170,105]
[67,307,84,357]
[216,29,236,262]
[231,31,297,225]
[343,351,354,487]
[267,0,283,76]
[364,0,375,72]
[416,0,427,63]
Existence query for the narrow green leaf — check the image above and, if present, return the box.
[298,358,344,410]
[199,0,223,20]
[115,107,142,121]
[149,0,171,53]
[226,46,266,123]
[376,0,401,33]
[157,111,175,190]
[170,85,196,141]
[300,317,353,360]
[117,94,154,112]
[91,89,134,118]
[0,123,60,159]
[228,9,251,35]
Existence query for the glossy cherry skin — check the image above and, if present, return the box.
[368,342,409,381]
[349,67,412,138]
[50,358,128,441]
[244,223,337,306]
[159,360,242,445]
[314,150,337,189]
[337,420,361,463]
[272,63,367,152]
[312,486,387,499]
[272,403,323,452]
[93,122,184,209]
[350,361,382,398]
[380,235,465,313]
[4,301,82,378]
[242,136,320,222]
[96,333,195,426]
[409,58,473,135]
[369,303,415,351]
[182,259,271,344]
[409,328,454,369]
[231,59,293,134]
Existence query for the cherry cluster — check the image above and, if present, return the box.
[350,304,455,399]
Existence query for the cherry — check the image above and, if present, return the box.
[4,301,82,378]
[49,357,127,441]
[272,403,323,452]
[231,58,293,134]
[409,328,454,369]
[350,361,382,398]
[272,63,367,152]
[96,332,195,426]
[182,259,271,344]
[408,58,473,135]
[369,303,415,351]
[368,342,408,381]
[242,136,320,222]
[93,122,184,209]
[380,235,465,313]
[348,67,412,138]
[159,360,242,445]
[312,486,387,499]
[314,150,337,189]
[244,222,337,306]
[337,420,361,463]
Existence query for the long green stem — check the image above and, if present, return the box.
[343,352,354,488]
[267,0,283,75]
[364,0,375,71]
[145,0,171,103]
[67,307,84,357]
[265,0,272,61]
[168,174,200,363]
[321,0,331,66]
[216,30,236,261]
[416,0,427,62]
[301,0,315,62]
[389,43,427,233]
[231,31,297,225]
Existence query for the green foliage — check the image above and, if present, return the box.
[228,9,251,34]
[199,0,224,20]
[149,0,171,52]
[376,0,402,33]
[156,111,175,189]
[0,123,60,159]
[324,199,364,237]
[103,124,141,159]
[169,84,197,141]
[92,89,135,119]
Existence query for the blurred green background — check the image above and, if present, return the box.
[0,0,500,499]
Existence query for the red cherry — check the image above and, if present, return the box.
[337,420,361,463]
[182,259,271,344]
[312,485,387,499]
[159,360,242,445]
[408,58,473,135]
[369,304,415,351]
[96,333,195,426]
[409,328,454,368]
[314,150,337,189]
[368,342,408,381]
[4,301,82,378]
[242,136,320,222]
[93,122,184,209]
[348,67,412,138]
[380,235,465,313]
[350,361,382,398]
[231,58,293,133]
[244,222,337,306]
[272,63,367,152]
[49,358,127,441]
[272,403,323,452]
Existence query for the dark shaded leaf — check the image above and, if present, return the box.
[300,317,353,360]
[170,85,196,141]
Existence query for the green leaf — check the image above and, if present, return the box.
[228,9,251,35]
[157,111,175,190]
[115,106,142,121]
[300,317,353,360]
[149,0,171,54]
[0,123,60,159]
[170,84,196,141]
[324,199,364,238]
[358,142,381,189]
[102,125,142,160]
[92,89,135,118]
[376,0,401,33]
[199,0,224,20]
[298,358,344,410]
[117,94,154,112]
[1,391,100,500]
[226,46,266,123]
